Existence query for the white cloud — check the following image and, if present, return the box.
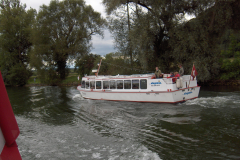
[92,30,114,45]
[91,29,115,56]
[85,0,106,17]
[21,0,50,10]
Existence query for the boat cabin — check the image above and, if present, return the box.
[80,74,198,92]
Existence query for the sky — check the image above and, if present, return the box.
[21,0,116,56]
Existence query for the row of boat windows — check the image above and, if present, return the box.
[81,79,148,89]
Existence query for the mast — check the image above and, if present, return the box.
[96,59,102,77]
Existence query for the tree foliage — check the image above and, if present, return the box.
[74,53,101,78]
[0,0,240,85]
[0,0,35,86]
[30,0,106,84]
[171,1,240,82]
[91,52,143,76]
[103,0,240,82]
[104,0,215,73]
[220,31,240,80]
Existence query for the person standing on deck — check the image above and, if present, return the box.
[170,72,175,77]
[155,67,163,78]
[178,64,184,76]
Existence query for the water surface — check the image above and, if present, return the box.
[6,86,240,160]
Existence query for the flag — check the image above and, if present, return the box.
[0,71,21,160]
[191,64,198,80]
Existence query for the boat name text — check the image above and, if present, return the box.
[184,91,192,95]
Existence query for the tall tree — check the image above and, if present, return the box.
[107,3,134,69]
[171,0,240,82]
[103,0,215,72]
[30,0,106,83]
[0,0,36,86]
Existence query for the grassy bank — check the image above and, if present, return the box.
[27,70,81,86]
[61,71,80,86]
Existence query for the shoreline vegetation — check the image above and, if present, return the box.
[25,80,240,87]
[25,81,240,87]
[25,70,240,87]
[25,82,80,87]
[1,1,240,87]
[25,70,80,87]
[199,80,240,86]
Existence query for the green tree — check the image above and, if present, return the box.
[103,0,215,73]
[30,0,106,84]
[75,53,101,78]
[104,0,240,82]
[220,31,240,80]
[171,1,240,82]
[92,52,143,76]
[0,0,36,86]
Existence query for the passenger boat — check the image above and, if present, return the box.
[77,72,200,103]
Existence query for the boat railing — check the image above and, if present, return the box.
[162,75,192,84]
[83,74,193,82]
[84,74,154,79]
[182,75,190,81]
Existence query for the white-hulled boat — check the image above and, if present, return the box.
[77,73,200,103]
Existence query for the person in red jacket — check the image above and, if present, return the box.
[174,72,180,78]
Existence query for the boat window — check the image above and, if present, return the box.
[117,80,123,89]
[86,81,89,89]
[81,81,85,88]
[132,79,139,89]
[124,80,131,89]
[90,81,95,89]
[96,81,101,89]
[103,81,109,89]
[140,79,147,89]
[110,80,116,89]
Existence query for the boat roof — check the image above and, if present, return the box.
[82,73,155,80]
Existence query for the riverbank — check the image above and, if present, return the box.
[199,79,240,86]
[26,70,81,87]
[26,71,240,87]
[26,80,240,87]
[25,81,80,87]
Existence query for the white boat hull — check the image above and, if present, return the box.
[78,86,200,103]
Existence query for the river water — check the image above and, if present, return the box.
[6,86,240,160]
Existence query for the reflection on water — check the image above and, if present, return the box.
[6,86,240,160]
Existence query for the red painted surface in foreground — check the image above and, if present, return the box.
[0,142,21,160]
[0,71,21,160]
